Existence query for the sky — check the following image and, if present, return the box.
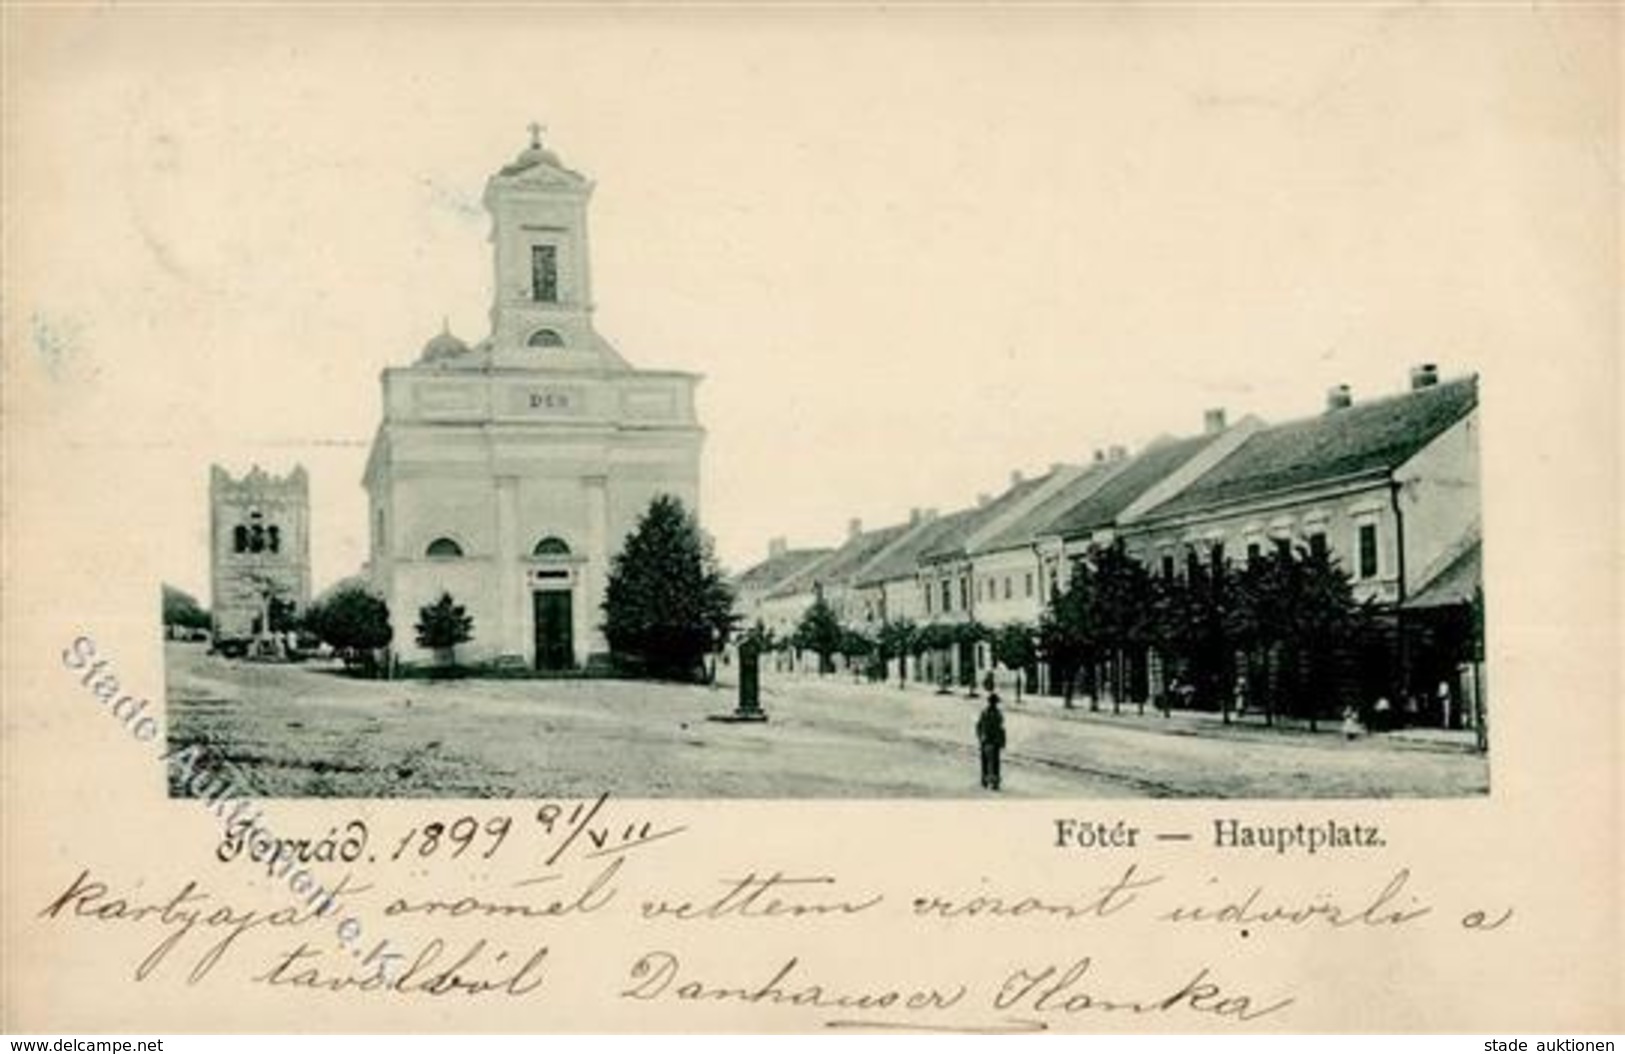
[5,5,1616,604]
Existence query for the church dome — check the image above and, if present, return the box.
[418,324,470,364]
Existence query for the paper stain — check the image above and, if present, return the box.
[30,311,88,383]
[421,177,484,223]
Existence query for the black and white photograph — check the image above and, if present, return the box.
[6,3,1618,1038]
[139,23,1497,801]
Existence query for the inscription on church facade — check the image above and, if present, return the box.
[528,388,575,412]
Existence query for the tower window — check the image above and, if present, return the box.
[233,525,249,553]
[426,537,465,559]
[527,328,565,348]
[531,244,559,303]
[268,525,281,554]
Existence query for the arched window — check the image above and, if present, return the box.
[249,524,267,553]
[267,525,281,553]
[527,328,565,348]
[233,525,249,553]
[426,537,465,559]
[532,536,571,557]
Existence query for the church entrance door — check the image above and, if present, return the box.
[533,590,574,671]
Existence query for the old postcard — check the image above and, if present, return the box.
[2,3,1619,1034]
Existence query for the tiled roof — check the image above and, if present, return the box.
[855,511,977,586]
[1405,539,1481,610]
[735,548,835,593]
[1148,376,1478,520]
[1044,434,1218,539]
[766,522,910,597]
[976,461,1119,553]
[918,472,1055,562]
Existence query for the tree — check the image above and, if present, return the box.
[876,618,919,687]
[306,581,393,672]
[239,571,294,638]
[602,495,736,682]
[740,620,777,651]
[1227,545,1369,729]
[1039,562,1097,708]
[792,593,844,675]
[1149,559,1235,719]
[839,626,879,680]
[161,584,211,632]
[953,620,989,691]
[914,622,960,691]
[415,591,474,671]
[267,596,302,634]
[1086,543,1155,714]
[991,621,1037,702]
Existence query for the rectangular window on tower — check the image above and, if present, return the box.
[531,244,559,303]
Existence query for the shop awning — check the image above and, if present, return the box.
[1405,540,1481,610]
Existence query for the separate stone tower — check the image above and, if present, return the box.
[209,464,312,643]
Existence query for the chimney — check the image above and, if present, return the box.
[977,492,992,508]
[1410,363,1439,390]
[1108,444,1127,462]
[1010,469,1025,487]
[1203,408,1227,435]
[1325,384,1352,412]
[847,517,863,540]
[768,536,787,559]
[1093,449,1107,464]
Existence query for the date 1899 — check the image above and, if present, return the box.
[215,795,679,874]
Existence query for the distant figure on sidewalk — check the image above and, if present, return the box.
[1341,704,1365,740]
[977,693,1006,791]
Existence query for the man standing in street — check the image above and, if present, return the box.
[977,692,1005,791]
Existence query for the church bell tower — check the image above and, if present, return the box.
[482,124,621,367]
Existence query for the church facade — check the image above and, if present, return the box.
[363,131,704,669]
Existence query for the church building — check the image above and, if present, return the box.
[363,129,704,669]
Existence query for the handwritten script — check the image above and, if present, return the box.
[31,804,1515,1032]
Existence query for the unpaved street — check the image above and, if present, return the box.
[164,644,1488,799]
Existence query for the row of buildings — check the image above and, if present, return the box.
[736,367,1483,728]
